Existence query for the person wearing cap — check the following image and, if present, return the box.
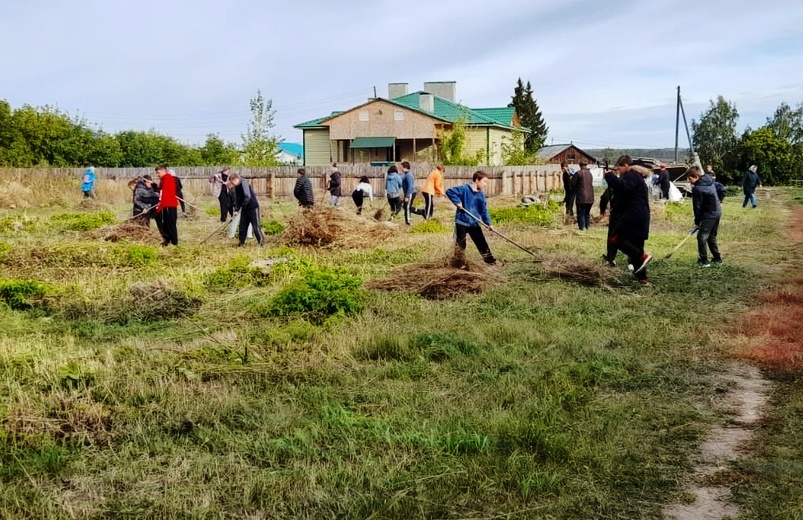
[81,166,96,198]
[656,163,671,200]
[293,168,314,208]
[133,175,160,227]
[210,166,232,222]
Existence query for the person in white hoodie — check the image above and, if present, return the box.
[351,175,374,215]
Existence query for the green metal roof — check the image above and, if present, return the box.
[294,94,521,131]
[294,111,344,129]
[350,136,396,149]
[473,107,516,126]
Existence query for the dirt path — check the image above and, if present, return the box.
[665,362,772,519]
[666,200,803,519]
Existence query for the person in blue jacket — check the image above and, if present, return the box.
[81,166,96,198]
[400,161,417,225]
[385,165,404,219]
[741,165,762,208]
[445,170,497,265]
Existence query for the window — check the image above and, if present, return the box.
[394,110,404,121]
[359,110,369,122]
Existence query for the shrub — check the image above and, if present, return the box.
[0,215,38,233]
[411,219,448,233]
[0,279,54,310]
[266,267,363,322]
[203,256,272,290]
[489,201,558,225]
[262,220,286,235]
[50,211,115,231]
[126,245,157,267]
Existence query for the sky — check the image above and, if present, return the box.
[2,0,802,151]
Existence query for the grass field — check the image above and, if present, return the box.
[0,181,801,519]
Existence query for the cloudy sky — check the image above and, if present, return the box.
[2,0,802,150]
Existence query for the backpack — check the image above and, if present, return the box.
[715,182,726,203]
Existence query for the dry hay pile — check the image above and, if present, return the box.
[91,220,160,243]
[538,254,618,287]
[77,198,105,210]
[366,248,506,300]
[283,207,396,248]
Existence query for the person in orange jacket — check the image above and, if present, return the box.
[417,164,445,220]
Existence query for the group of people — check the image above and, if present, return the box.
[89,155,765,279]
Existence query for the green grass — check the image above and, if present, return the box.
[0,192,799,518]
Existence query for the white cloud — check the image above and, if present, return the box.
[1,0,802,149]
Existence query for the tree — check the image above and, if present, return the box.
[737,126,793,186]
[691,96,740,183]
[241,90,281,166]
[766,102,803,179]
[509,78,548,153]
[501,129,538,165]
[438,117,484,166]
[200,134,240,165]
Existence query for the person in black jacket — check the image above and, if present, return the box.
[229,173,264,247]
[741,165,762,208]
[133,175,160,227]
[604,155,653,285]
[687,165,723,266]
[293,168,314,208]
[656,163,671,199]
[327,163,342,206]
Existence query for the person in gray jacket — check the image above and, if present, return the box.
[687,165,722,266]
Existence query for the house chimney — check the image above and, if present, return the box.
[423,81,456,102]
[388,82,408,99]
[419,93,434,112]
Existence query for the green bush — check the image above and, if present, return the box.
[0,279,53,310]
[203,256,272,290]
[0,242,11,263]
[411,220,448,233]
[489,201,558,225]
[266,267,363,322]
[50,211,115,231]
[262,220,286,235]
[126,245,157,266]
[0,216,38,233]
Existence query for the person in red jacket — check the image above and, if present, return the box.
[155,164,179,246]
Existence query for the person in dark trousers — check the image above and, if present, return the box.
[741,165,762,208]
[81,166,96,198]
[210,166,232,222]
[419,165,445,220]
[656,163,671,199]
[168,168,186,215]
[571,160,594,230]
[327,163,342,206]
[293,168,314,208]
[229,173,264,247]
[686,165,723,266]
[351,175,373,215]
[155,164,179,246]
[445,170,497,265]
[385,165,403,219]
[561,161,575,216]
[133,175,160,227]
[603,155,652,286]
[599,179,620,267]
[400,161,417,225]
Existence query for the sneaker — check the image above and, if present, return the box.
[633,253,652,275]
[639,279,650,287]
[601,254,616,267]
[627,264,634,272]
[697,260,712,267]
[712,258,723,265]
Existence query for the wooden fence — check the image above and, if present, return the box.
[0,164,563,199]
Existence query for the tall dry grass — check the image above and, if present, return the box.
[0,172,136,209]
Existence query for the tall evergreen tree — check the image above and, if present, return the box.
[509,78,548,153]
